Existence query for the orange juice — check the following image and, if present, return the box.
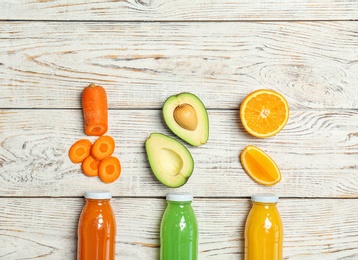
[245,194,283,260]
[78,191,116,260]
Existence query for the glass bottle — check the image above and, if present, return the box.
[160,192,198,260]
[245,194,283,260]
[77,191,116,260]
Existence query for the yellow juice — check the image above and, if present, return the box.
[245,194,283,260]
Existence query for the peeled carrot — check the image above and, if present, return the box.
[91,135,115,161]
[68,139,92,163]
[81,155,100,177]
[82,83,108,136]
[99,156,121,183]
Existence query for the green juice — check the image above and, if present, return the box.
[160,193,198,260]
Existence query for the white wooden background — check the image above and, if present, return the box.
[1,1,358,259]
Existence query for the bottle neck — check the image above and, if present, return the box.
[167,200,192,206]
[86,198,111,206]
[252,201,277,208]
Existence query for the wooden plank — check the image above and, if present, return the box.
[1,197,357,259]
[1,21,358,109]
[1,2,357,259]
[1,0,358,21]
[1,109,357,198]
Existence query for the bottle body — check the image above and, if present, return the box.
[160,193,198,260]
[78,191,116,260]
[245,194,283,260]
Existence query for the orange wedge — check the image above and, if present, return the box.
[240,89,289,138]
[240,145,281,186]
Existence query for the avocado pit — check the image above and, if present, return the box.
[173,103,198,131]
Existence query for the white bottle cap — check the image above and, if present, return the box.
[85,191,112,199]
[166,192,193,202]
[251,194,279,203]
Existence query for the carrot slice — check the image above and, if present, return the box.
[82,83,108,136]
[99,156,121,183]
[68,139,92,163]
[91,135,115,161]
[81,155,100,177]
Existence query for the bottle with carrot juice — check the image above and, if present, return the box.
[245,194,283,260]
[78,191,116,260]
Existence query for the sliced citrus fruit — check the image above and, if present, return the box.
[240,145,281,186]
[240,89,289,138]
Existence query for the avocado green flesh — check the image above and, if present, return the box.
[163,93,209,146]
[145,133,194,188]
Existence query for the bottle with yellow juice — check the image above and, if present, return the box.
[245,194,283,260]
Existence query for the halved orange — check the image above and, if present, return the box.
[240,145,281,186]
[240,89,289,138]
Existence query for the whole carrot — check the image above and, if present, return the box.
[82,84,108,136]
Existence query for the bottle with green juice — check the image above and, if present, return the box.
[160,192,198,260]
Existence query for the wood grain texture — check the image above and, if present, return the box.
[1,0,358,21]
[1,21,358,109]
[1,1,358,258]
[0,198,357,259]
[0,109,357,198]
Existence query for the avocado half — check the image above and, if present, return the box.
[145,133,194,188]
[163,92,209,146]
